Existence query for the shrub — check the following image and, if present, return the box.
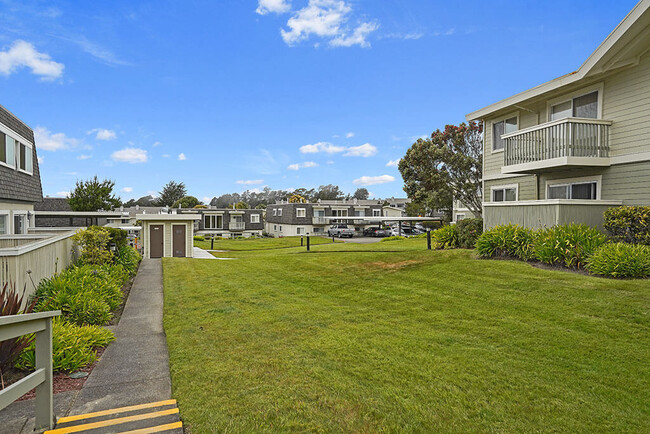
[381,236,406,242]
[456,218,483,249]
[0,283,37,372]
[193,235,205,241]
[475,224,536,260]
[586,243,650,278]
[17,319,115,372]
[105,227,128,251]
[73,226,113,265]
[430,225,458,249]
[603,206,650,245]
[534,224,607,269]
[115,246,141,276]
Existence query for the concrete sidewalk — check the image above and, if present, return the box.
[0,258,178,433]
[68,258,173,416]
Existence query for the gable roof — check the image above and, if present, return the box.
[466,0,650,121]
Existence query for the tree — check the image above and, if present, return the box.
[399,122,482,217]
[68,176,121,211]
[314,184,344,201]
[156,181,186,207]
[353,188,369,200]
[228,201,249,209]
[289,194,307,203]
[172,195,200,208]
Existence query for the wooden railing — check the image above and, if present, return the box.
[503,118,611,166]
[0,310,60,430]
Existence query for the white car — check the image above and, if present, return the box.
[328,224,355,238]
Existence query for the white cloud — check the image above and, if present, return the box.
[343,143,377,157]
[256,0,291,15]
[236,179,264,185]
[122,187,133,193]
[246,187,268,194]
[38,156,44,164]
[111,148,148,163]
[287,161,318,170]
[0,40,64,80]
[353,175,395,186]
[386,158,401,167]
[152,141,161,147]
[77,154,92,160]
[55,191,69,198]
[57,34,130,67]
[383,32,424,40]
[162,154,170,158]
[280,0,378,48]
[88,128,116,141]
[345,132,354,138]
[202,196,211,203]
[34,126,78,151]
[300,141,345,154]
[177,153,187,161]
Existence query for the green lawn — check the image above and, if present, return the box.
[194,235,338,251]
[163,238,649,432]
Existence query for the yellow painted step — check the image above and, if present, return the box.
[118,421,183,433]
[55,399,177,424]
[44,408,179,434]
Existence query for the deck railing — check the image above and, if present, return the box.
[312,217,328,225]
[0,310,60,430]
[229,222,245,230]
[503,117,611,167]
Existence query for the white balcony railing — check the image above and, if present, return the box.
[229,222,245,230]
[312,217,328,225]
[503,118,611,168]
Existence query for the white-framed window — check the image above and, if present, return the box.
[0,211,8,235]
[16,141,33,174]
[296,208,306,218]
[251,214,260,223]
[372,209,381,217]
[0,132,15,169]
[272,208,277,216]
[548,85,602,121]
[273,225,277,231]
[456,213,466,222]
[491,184,518,202]
[279,225,282,231]
[13,212,27,235]
[313,227,322,233]
[278,208,283,216]
[297,227,304,235]
[204,215,223,229]
[546,176,600,200]
[314,209,325,217]
[491,114,518,152]
[354,210,365,217]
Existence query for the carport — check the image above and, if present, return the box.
[322,216,444,236]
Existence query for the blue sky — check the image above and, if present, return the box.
[0,0,638,202]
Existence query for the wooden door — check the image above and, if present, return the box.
[150,225,164,258]
[172,225,186,257]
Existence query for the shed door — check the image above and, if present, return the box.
[172,225,186,257]
[150,225,164,258]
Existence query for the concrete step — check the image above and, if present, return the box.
[44,399,182,434]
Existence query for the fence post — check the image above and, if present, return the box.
[34,316,54,430]
[427,230,431,250]
[301,235,304,247]
[211,237,214,250]
[306,236,310,251]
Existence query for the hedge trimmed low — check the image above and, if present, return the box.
[586,243,650,278]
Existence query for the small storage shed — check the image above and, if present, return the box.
[137,214,201,259]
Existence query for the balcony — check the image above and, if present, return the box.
[229,222,245,230]
[502,118,612,174]
[312,217,328,225]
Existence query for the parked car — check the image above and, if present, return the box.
[363,227,390,237]
[390,226,415,237]
[328,224,355,238]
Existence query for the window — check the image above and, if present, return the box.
[0,133,15,168]
[313,227,322,233]
[491,185,517,202]
[314,209,325,217]
[0,214,6,234]
[272,209,277,216]
[547,181,597,200]
[354,210,365,217]
[204,215,223,229]
[274,225,277,231]
[279,225,282,231]
[550,91,599,121]
[372,209,381,217]
[296,208,306,218]
[492,116,517,151]
[13,213,26,235]
[17,142,33,173]
[456,213,465,222]
[251,214,260,223]
[278,209,282,216]
[297,227,304,235]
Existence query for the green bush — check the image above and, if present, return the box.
[534,224,607,269]
[115,246,141,276]
[381,236,406,242]
[105,227,128,251]
[456,218,483,249]
[586,243,650,278]
[17,319,115,372]
[431,225,458,249]
[73,226,113,265]
[475,224,536,260]
[193,235,205,241]
[0,283,37,372]
[603,206,650,245]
